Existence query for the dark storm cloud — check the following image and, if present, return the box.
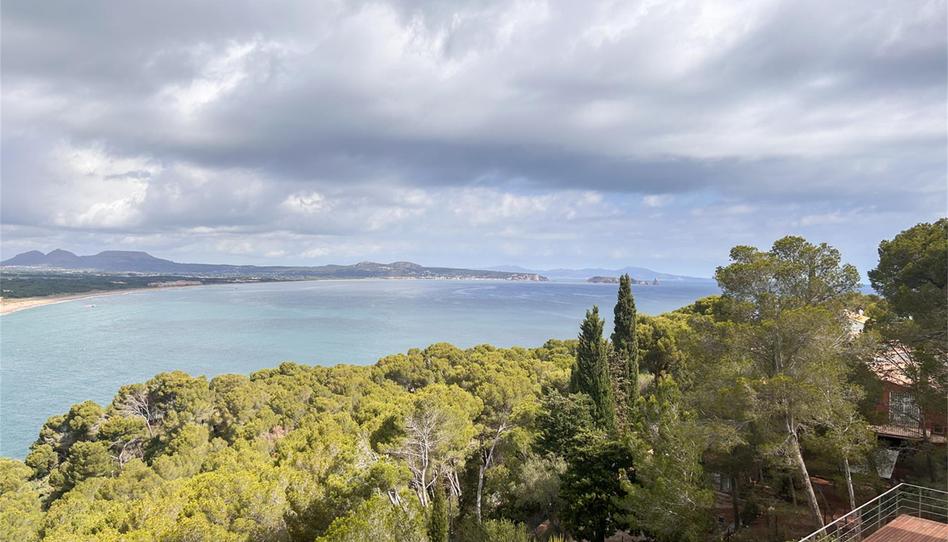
[1,0,945,274]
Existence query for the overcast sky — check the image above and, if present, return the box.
[2,0,945,277]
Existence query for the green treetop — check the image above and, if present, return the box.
[611,274,639,402]
[569,306,616,431]
[715,235,861,529]
[622,376,713,542]
[869,218,947,333]
[868,219,947,482]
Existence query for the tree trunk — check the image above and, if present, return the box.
[790,433,823,527]
[926,449,936,482]
[418,466,429,507]
[843,456,855,510]
[476,443,497,523]
[731,476,741,529]
[922,428,937,483]
[475,423,505,523]
[789,473,797,506]
[596,518,607,542]
[476,461,485,523]
[767,506,778,542]
[455,471,462,497]
[387,489,402,506]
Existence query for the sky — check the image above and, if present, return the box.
[1,0,945,278]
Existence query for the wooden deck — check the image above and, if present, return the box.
[864,515,948,542]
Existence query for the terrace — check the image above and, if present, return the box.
[798,484,947,542]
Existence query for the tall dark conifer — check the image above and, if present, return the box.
[427,480,449,542]
[611,274,639,403]
[570,306,616,430]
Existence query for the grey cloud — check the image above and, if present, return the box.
[1,0,944,275]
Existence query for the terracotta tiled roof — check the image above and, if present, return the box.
[866,344,916,387]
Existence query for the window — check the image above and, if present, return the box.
[889,390,920,428]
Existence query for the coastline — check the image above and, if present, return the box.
[0,285,202,316]
[0,277,550,316]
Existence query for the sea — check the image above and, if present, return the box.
[0,278,718,458]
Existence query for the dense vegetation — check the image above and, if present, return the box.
[0,272,269,298]
[1,221,945,542]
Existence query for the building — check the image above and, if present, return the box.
[866,344,946,446]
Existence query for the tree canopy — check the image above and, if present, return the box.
[4,225,943,541]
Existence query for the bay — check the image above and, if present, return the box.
[0,278,718,458]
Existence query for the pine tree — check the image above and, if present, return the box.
[715,236,861,528]
[570,306,616,431]
[428,479,449,542]
[611,274,639,403]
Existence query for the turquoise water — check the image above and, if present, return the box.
[0,279,717,458]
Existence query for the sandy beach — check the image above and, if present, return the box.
[0,285,198,316]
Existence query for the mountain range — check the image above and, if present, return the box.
[1,250,547,281]
[1,249,710,282]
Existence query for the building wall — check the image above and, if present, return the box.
[876,382,945,435]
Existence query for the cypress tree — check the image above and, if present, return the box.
[611,274,639,402]
[570,306,616,430]
[428,479,449,542]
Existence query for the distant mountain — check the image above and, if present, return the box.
[44,249,83,267]
[487,265,710,282]
[3,250,182,273]
[1,250,547,281]
[3,250,47,266]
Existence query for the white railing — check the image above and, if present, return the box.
[798,483,947,541]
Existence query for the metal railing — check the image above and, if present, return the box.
[798,483,947,541]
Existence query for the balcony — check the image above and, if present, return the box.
[798,484,947,542]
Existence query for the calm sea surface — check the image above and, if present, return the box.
[0,279,717,458]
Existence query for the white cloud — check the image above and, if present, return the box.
[798,211,848,227]
[282,192,330,214]
[1,0,944,275]
[157,39,282,117]
[643,194,672,208]
[42,144,155,229]
[450,188,612,226]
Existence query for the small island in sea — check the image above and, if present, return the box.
[587,275,659,285]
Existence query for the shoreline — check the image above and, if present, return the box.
[0,276,553,316]
[0,285,203,316]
